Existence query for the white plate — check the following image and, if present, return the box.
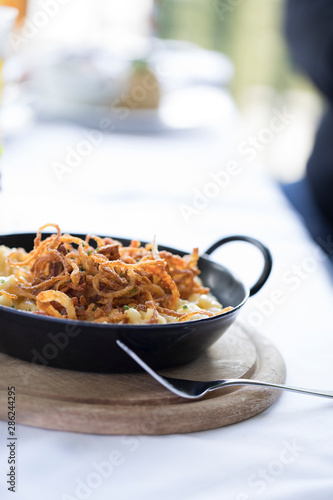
[36,85,235,134]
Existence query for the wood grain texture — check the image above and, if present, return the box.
[0,321,286,434]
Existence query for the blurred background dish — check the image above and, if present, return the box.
[33,86,235,133]
[22,41,234,132]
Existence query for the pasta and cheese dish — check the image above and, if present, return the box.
[0,225,232,324]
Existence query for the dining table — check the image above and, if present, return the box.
[0,84,332,500]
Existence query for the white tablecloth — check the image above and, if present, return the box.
[0,95,332,500]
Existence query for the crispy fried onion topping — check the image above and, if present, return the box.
[6,224,224,324]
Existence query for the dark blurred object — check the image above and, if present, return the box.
[280,179,333,262]
[285,1,333,236]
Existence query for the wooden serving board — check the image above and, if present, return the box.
[0,322,286,434]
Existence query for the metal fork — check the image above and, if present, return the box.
[117,340,333,400]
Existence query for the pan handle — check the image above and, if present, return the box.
[204,235,272,297]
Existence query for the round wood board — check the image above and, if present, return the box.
[0,321,286,434]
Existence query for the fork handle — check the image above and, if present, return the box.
[219,379,333,399]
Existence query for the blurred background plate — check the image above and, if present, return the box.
[34,84,235,133]
[20,41,234,133]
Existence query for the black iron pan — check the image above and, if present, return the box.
[0,233,272,373]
